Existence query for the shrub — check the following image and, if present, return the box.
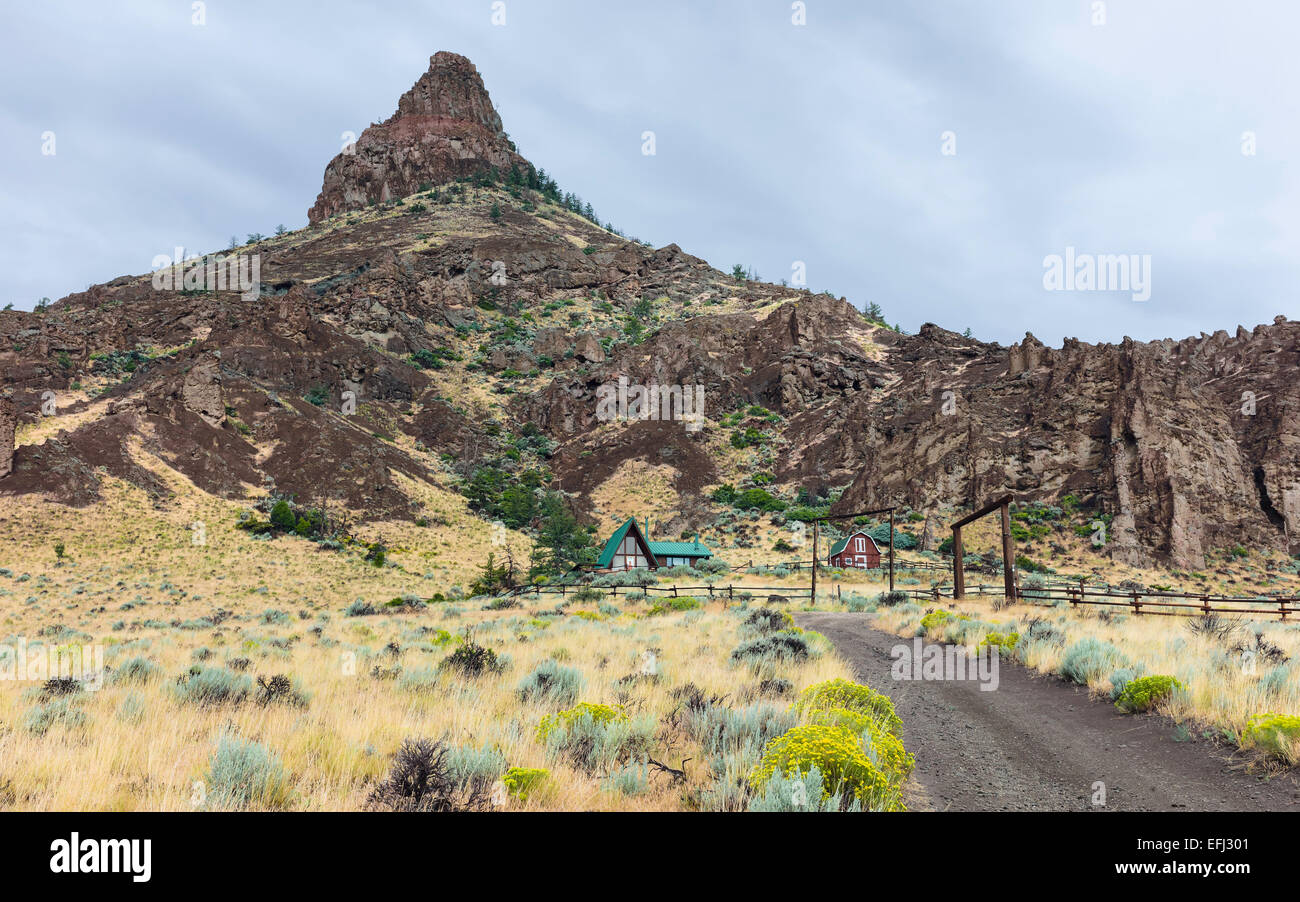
[792,678,903,736]
[537,702,624,741]
[502,766,549,802]
[255,674,309,708]
[919,610,956,633]
[445,744,508,789]
[977,631,1020,656]
[345,599,377,617]
[747,766,857,812]
[1059,638,1129,686]
[173,667,253,706]
[440,638,502,677]
[397,667,440,693]
[1241,713,1300,764]
[206,733,292,810]
[875,591,910,607]
[684,702,798,759]
[805,707,914,783]
[1113,675,1182,713]
[367,738,493,811]
[730,631,810,665]
[23,698,88,736]
[750,724,903,811]
[269,500,296,531]
[742,607,794,635]
[648,596,701,615]
[603,762,651,795]
[843,593,875,613]
[517,659,583,706]
[536,703,652,772]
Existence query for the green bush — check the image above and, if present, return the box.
[1114,675,1182,713]
[536,703,653,772]
[205,733,292,809]
[517,659,583,706]
[730,631,811,665]
[648,596,701,615]
[174,667,253,706]
[1059,638,1129,686]
[23,698,88,736]
[441,639,503,677]
[875,591,910,607]
[112,656,161,685]
[1241,713,1300,763]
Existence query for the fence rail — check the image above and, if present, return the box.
[896,582,1297,621]
[500,583,812,602]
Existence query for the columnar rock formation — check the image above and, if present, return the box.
[308,52,530,224]
[0,395,14,479]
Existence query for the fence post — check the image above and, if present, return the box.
[1132,592,1141,616]
[729,584,734,601]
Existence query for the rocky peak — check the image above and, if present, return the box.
[308,51,530,224]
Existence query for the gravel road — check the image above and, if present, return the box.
[797,612,1300,812]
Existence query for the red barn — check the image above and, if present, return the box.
[828,531,882,569]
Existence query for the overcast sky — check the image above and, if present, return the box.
[3,0,1297,345]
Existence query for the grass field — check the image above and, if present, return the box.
[0,480,903,812]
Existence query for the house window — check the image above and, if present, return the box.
[616,535,646,569]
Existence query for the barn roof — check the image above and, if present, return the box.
[648,539,712,558]
[595,517,658,569]
[829,531,881,557]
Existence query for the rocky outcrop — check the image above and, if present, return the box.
[0,395,14,479]
[308,52,530,223]
[832,318,1300,569]
[181,355,224,427]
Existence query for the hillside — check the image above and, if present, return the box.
[1,51,1298,585]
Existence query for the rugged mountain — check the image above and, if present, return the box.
[1,51,1296,572]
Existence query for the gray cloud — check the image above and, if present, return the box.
[3,0,1296,345]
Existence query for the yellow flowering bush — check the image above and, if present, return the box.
[1241,713,1300,764]
[1113,674,1182,713]
[749,724,903,811]
[977,631,1020,653]
[792,679,903,735]
[919,610,958,632]
[536,702,624,742]
[806,707,914,783]
[502,766,549,802]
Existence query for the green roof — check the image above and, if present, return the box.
[829,531,877,557]
[648,540,712,559]
[595,518,656,569]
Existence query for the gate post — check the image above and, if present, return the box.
[1000,501,1016,602]
[952,525,965,600]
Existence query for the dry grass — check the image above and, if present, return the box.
[0,480,857,811]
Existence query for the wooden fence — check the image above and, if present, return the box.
[500,583,812,603]
[893,582,1298,621]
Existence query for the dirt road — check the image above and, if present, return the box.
[797,612,1300,812]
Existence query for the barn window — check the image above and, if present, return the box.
[855,537,865,552]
